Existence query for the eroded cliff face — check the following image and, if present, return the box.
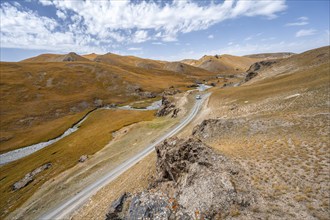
[106,138,257,219]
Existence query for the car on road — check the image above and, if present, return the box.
[195,95,202,100]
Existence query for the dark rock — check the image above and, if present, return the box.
[156,96,176,117]
[111,193,127,212]
[245,71,258,82]
[171,108,180,118]
[13,162,52,191]
[187,84,198,88]
[106,193,128,220]
[127,192,172,219]
[155,138,214,183]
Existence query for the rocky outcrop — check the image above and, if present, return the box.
[245,71,258,82]
[156,96,180,118]
[162,87,181,96]
[105,193,129,220]
[12,162,52,191]
[244,60,277,82]
[106,138,256,219]
[171,108,180,118]
[79,155,88,163]
[127,85,157,99]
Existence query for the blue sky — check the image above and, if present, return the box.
[0,0,329,61]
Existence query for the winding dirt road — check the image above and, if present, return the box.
[39,93,210,220]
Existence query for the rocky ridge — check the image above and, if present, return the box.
[106,138,257,219]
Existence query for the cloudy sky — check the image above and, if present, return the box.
[0,0,329,61]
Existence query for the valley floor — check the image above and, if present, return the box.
[6,91,196,220]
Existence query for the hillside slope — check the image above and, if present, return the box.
[244,46,329,83]
[94,53,165,70]
[244,52,295,60]
[189,46,330,219]
[181,54,260,74]
[82,53,100,60]
[0,59,212,153]
[21,52,90,62]
[94,53,214,76]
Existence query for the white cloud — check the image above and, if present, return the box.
[218,38,327,56]
[298,16,308,21]
[156,31,329,61]
[56,10,66,20]
[127,47,142,51]
[132,30,149,43]
[285,16,309,26]
[296,29,316,37]
[42,0,286,42]
[228,42,234,45]
[208,34,214,39]
[286,21,308,26]
[152,42,164,45]
[1,0,287,52]
[0,2,105,53]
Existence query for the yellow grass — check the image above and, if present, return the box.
[0,59,210,152]
[0,109,155,217]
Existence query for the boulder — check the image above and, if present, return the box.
[106,193,128,220]
[78,155,88,163]
[13,162,52,191]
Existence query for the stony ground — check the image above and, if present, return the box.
[175,47,330,219]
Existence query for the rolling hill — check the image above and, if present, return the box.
[244,52,295,60]
[181,54,260,74]
[93,53,165,69]
[193,46,330,219]
[82,53,100,60]
[0,53,216,154]
[21,52,90,62]
[244,46,329,83]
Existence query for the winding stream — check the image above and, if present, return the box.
[0,100,162,165]
[0,84,211,165]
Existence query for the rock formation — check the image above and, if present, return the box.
[244,60,277,82]
[156,96,180,118]
[12,162,52,191]
[106,138,256,219]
